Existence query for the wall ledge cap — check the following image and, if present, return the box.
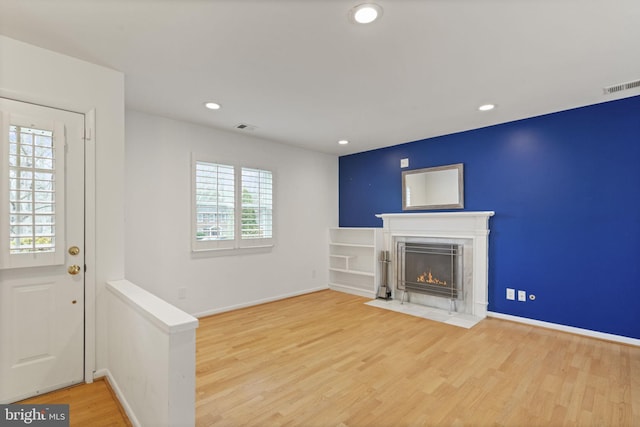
[107,279,199,334]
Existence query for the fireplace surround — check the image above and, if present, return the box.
[376,212,494,319]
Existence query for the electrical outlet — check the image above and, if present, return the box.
[518,290,526,302]
[178,287,187,300]
[506,288,515,300]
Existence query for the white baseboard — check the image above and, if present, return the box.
[487,311,640,347]
[192,286,329,318]
[93,369,141,427]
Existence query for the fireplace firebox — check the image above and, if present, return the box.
[397,241,463,302]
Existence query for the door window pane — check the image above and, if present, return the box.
[8,125,56,254]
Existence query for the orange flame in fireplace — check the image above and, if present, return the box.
[416,270,447,286]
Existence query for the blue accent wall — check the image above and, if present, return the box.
[339,95,640,339]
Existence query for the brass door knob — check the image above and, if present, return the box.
[68,264,81,275]
[68,246,80,256]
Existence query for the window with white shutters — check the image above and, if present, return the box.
[193,158,274,253]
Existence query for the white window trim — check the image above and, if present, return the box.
[191,154,275,255]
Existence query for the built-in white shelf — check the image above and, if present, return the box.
[329,242,374,248]
[328,227,382,298]
[328,268,374,277]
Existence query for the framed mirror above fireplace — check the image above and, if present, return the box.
[402,163,464,210]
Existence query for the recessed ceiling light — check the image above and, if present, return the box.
[349,3,383,24]
[478,104,495,111]
[338,139,350,145]
[204,102,221,110]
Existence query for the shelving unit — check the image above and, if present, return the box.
[328,227,382,298]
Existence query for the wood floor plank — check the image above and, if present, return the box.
[195,290,640,426]
[18,378,131,427]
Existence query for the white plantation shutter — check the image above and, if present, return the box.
[1,113,65,268]
[192,157,274,252]
[240,167,273,247]
[193,161,235,250]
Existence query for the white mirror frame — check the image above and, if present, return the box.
[402,163,464,210]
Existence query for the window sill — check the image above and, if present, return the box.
[191,245,274,258]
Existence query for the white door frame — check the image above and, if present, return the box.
[0,98,96,399]
[0,97,97,386]
[84,109,96,383]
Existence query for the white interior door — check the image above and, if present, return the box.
[0,98,85,403]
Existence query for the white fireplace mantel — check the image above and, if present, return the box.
[375,212,495,238]
[376,211,495,319]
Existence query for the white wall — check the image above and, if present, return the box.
[125,110,337,315]
[0,36,125,373]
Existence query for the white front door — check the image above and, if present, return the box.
[0,98,85,403]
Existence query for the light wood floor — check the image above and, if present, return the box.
[18,378,131,426]
[195,290,640,426]
[19,290,640,426]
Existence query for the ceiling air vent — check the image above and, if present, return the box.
[603,79,640,95]
[234,123,257,131]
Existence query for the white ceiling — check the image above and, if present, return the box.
[1,0,639,155]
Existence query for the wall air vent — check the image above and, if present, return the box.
[234,123,257,131]
[603,79,640,95]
